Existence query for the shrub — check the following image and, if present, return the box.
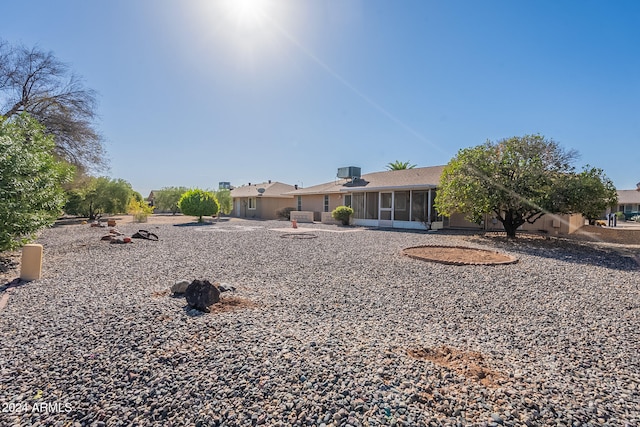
[331,205,354,225]
[178,189,219,222]
[631,215,640,223]
[615,211,625,220]
[277,207,296,220]
[128,198,154,223]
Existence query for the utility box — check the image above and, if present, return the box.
[337,166,361,179]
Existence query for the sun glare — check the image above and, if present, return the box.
[222,0,272,30]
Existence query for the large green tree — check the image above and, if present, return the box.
[64,176,134,220]
[0,40,106,172]
[386,160,416,170]
[434,135,617,238]
[178,189,219,223]
[0,114,73,251]
[154,186,188,214]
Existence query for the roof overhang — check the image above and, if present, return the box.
[340,184,438,192]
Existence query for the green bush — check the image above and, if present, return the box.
[0,114,73,251]
[178,189,219,223]
[276,207,296,220]
[331,205,354,225]
[615,211,625,220]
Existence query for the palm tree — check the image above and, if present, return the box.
[386,160,416,170]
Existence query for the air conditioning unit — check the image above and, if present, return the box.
[337,166,361,179]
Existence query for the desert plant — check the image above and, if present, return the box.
[631,215,640,223]
[277,207,296,220]
[128,198,154,223]
[178,189,219,222]
[332,205,354,225]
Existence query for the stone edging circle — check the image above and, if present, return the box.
[402,245,519,266]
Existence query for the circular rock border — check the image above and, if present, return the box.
[402,245,518,266]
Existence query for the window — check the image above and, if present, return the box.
[394,191,410,221]
[352,193,365,219]
[411,191,427,222]
[324,195,329,212]
[344,195,351,208]
[365,192,379,219]
[297,196,302,211]
[248,197,256,210]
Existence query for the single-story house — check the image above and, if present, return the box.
[287,165,584,234]
[615,188,640,214]
[230,181,296,220]
[286,166,453,229]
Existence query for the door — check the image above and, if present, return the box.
[379,192,393,227]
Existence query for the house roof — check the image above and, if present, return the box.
[287,165,446,195]
[617,189,640,204]
[230,181,296,199]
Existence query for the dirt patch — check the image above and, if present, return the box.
[403,246,518,265]
[407,345,506,388]
[208,296,258,313]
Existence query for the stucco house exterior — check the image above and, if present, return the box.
[287,165,585,234]
[616,189,640,214]
[230,181,296,220]
[287,166,454,229]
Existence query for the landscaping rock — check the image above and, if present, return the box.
[171,280,190,295]
[185,279,220,311]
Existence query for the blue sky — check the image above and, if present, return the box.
[3,0,639,196]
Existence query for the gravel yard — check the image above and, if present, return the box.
[1,219,639,426]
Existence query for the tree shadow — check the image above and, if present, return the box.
[477,236,639,271]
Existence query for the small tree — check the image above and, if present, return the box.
[154,186,188,214]
[64,176,134,220]
[178,189,219,223]
[128,198,154,223]
[0,114,73,251]
[386,160,416,170]
[435,135,617,238]
[215,189,233,216]
[332,206,354,225]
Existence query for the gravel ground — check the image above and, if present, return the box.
[0,219,639,427]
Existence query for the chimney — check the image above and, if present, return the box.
[268,180,272,184]
[248,182,251,186]
[294,184,298,190]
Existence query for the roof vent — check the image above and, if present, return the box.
[337,166,361,180]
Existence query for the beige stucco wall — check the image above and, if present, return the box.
[448,213,483,229]
[232,197,294,220]
[299,194,346,221]
[483,213,585,235]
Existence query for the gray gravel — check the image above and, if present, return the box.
[1,219,639,426]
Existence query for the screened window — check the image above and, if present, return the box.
[248,198,256,210]
[324,195,329,212]
[297,196,302,211]
[411,191,427,222]
[365,192,379,219]
[352,193,365,219]
[394,191,410,221]
[344,195,352,208]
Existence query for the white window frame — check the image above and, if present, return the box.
[248,197,256,210]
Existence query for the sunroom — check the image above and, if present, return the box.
[343,187,444,229]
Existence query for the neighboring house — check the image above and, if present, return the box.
[615,189,640,214]
[230,181,296,220]
[146,191,158,207]
[287,165,584,234]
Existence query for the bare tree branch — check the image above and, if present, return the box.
[0,40,107,172]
